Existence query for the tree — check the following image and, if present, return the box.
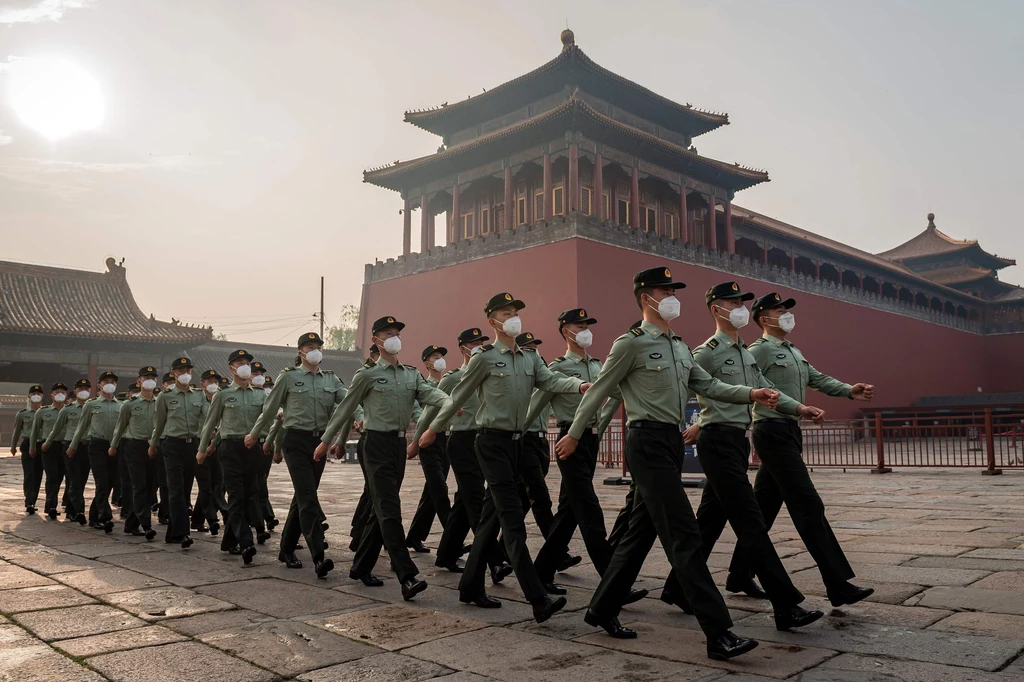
[325,304,359,351]
[212,332,228,341]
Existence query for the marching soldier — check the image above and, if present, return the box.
[316,316,447,599]
[348,344,378,551]
[515,333,557,542]
[251,362,278,531]
[44,379,92,524]
[661,282,825,632]
[30,382,69,520]
[68,371,121,533]
[418,293,589,622]
[198,349,267,565]
[150,357,206,549]
[404,344,452,554]
[11,385,45,514]
[193,369,224,535]
[110,367,160,540]
[247,331,345,578]
[726,293,875,607]
[556,266,776,659]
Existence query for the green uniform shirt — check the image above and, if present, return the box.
[267,412,285,452]
[30,404,65,446]
[250,365,348,438]
[692,330,800,430]
[567,320,754,440]
[525,350,623,430]
[150,386,206,446]
[413,364,481,441]
[426,340,584,433]
[322,358,448,445]
[44,401,86,447]
[12,407,39,444]
[198,383,267,453]
[110,395,158,447]
[750,333,852,421]
[68,397,122,450]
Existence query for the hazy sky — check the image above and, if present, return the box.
[1,0,1021,344]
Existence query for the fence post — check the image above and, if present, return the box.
[871,412,891,473]
[982,408,1002,475]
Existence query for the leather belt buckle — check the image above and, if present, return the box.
[397,430,406,438]
[512,432,521,440]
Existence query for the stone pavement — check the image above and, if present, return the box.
[1,455,1023,681]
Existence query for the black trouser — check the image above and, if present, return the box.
[662,425,804,610]
[607,482,636,550]
[63,442,90,518]
[87,439,114,525]
[589,424,732,638]
[518,431,553,538]
[111,443,122,507]
[20,439,44,508]
[436,430,504,568]
[728,420,854,591]
[123,439,152,531]
[280,429,328,562]
[406,432,451,544]
[350,432,372,543]
[161,437,198,541]
[351,431,418,581]
[192,451,224,528]
[459,430,547,604]
[147,449,166,522]
[218,438,261,551]
[42,441,66,513]
[257,447,275,524]
[117,442,129,514]
[535,428,613,583]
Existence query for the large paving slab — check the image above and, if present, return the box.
[0,641,106,681]
[0,584,96,613]
[195,577,372,618]
[310,603,488,650]
[101,550,246,587]
[929,611,1024,639]
[51,566,168,595]
[911,586,1024,616]
[160,608,272,636]
[296,652,454,682]
[103,586,236,621]
[54,624,188,658]
[13,604,146,641]
[967,571,1024,591]
[1,547,105,575]
[87,641,278,682]
[834,563,990,587]
[0,563,55,590]
[819,652,1024,682]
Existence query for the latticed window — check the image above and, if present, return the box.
[580,187,593,215]
[641,189,656,205]
[461,213,474,239]
[664,212,679,239]
[616,181,630,197]
[493,205,504,231]
[553,186,564,215]
[534,191,545,221]
[517,196,527,225]
[642,207,657,233]
[617,199,630,225]
[480,207,490,235]
[580,169,594,185]
[604,193,610,220]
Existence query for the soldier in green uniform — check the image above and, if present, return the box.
[316,316,447,599]
[11,385,45,514]
[247,331,346,578]
[44,379,92,524]
[151,372,175,525]
[30,382,69,520]
[110,367,160,540]
[659,282,825,632]
[726,292,875,607]
[557,267,774,659]
[198,349,267,565]
[404,344,452,553]
[348,344,378,551]
[192,369,224,535]
[68,371,121,533]
[525,309,634,594]
[150,357,206,549]
[419,293,589,622]
[250,361,278,531]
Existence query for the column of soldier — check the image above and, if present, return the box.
[10,265,875,662]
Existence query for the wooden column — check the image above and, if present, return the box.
[815,261,821,279]
[503,166,513,232]
[451,184,460,243]
[707,195,717,250]
[402,198,412,256]
[630,166,640,229]
[420,193,430,252]
[568,144,579,212]
[680,187,689,242]
[427,211,435,249]
[593,154,604,219]
[763,242,769,263]
[542,153,552,221]
[790,251,796,272]
[724,199,735,254]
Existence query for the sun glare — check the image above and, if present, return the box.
[9,57,105,140]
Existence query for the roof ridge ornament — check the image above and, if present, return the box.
[927,212,936,229]
[560,28,575,50]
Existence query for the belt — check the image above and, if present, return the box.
[286,428,325,439]
[479,428,523,440]
[126,438,149,444]
[755,418,797,426]
[628,420,680,431]
[164,436,197,444]
[558,423,596,435]
[221,436,246,441]
[701,423,748,434]
[366,429,406,438]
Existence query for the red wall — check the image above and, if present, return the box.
[360,239,1019,419]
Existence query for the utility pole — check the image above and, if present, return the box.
[319,276,325,339]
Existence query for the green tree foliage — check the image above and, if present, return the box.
[325,304,359,351]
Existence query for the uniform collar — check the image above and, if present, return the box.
[227,382,253,392]
[300,365,322,376]
[761,333,788,347]
[565,349,588,363]
[493,340,520,355]
[713,329,739,347]
[640,319,677,339]
[375,357,398,369]
[170,385,193,394]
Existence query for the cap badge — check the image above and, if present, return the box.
[387,317,394,323]
[732,283,739,291]
[432,345,437,349]
[504,293,512,301]
[664,269,671,278]
[473,329,479,335]
[180,358,186,363]
[579,310,585,317]
[308,333,315,339]
[774,294,780,300]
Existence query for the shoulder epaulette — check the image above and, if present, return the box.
[628,328,644,337]
[443,369,457,377]
[283,366,296,372]
[549,356,566,366]
[706,338,719,350]
[480,344,494,352]
[749,338,765,347]
[363,359,375,368]
[402,364,418,370]
[323,369,335,374]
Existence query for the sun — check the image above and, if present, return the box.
[8,57,105,140]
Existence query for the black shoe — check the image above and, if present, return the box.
[543,582,567,595]
[707,630,759,661]
[295,543,305,551]
[828,582,874,607]
[401,577,428,601]
[314,558,335,579]
[350,573,383,587]
[267,518,278,531]
[532,595,567,623]
[435,560,464,573]
[623,588,649,605]
[348,538,358,552]
[460,592,501,608]
[725,577,768,600]
[584,609,637,639]
[660,590,693,614]
[775,605,824,631]
[256,532,271,545]
[144,528,156,541]
[321,521,330,532]
[47,508,57,520]
[278,551,302,569]
[192,525,209,533]
[181,535,194,550]
[407,539,430,554]
[26,506,36,515]
[323,541,329,549]
[228,546,242,555]
[103,520,115,534]
[460,544,472,557]
[75,513,87,525]
[556,555,582,572]
[129,529,146,537]
[490,562,513,585]
[242,546,257,565]
[209,522,220,536]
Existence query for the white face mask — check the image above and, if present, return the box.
[263,387,273,395]
[777,312,796,333]
[205,383,219,394]
[572,328,593,348]
[163,383,175,391]
[717,305,749,329]
[234,364,252,379]
[431,357,446,373]
[304,349,323,365]
[53,393,67,403]
[648,295,680,321]
[500,316,522,337]
[141,379,157,391]
[177,373,192,385]
[251,375,266,387]
[380,336,402,355]
[101,383,117,395]
[76,390,91,401]
[30,394,43,404]
[469,345,484,356]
